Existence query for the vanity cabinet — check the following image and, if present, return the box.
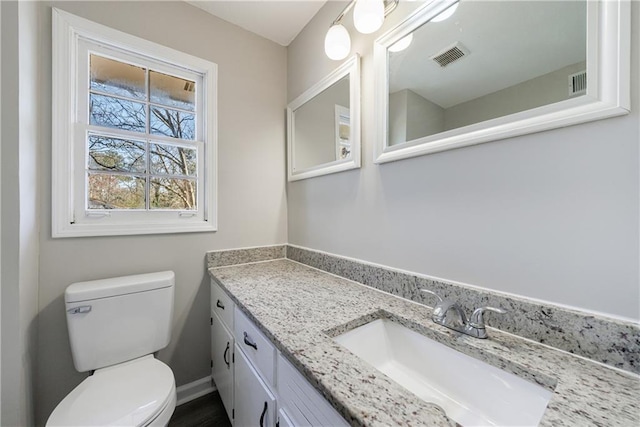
[234,343,277,427]
[210,279,348,427]
[210,310,234,421]
[277,409,295,427]
[234,307,276,386]
[277,354,348,426]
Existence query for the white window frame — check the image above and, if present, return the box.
[52,8,217,238]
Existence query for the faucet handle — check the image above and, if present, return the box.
[469,306,506,328]
[420,289,443,303]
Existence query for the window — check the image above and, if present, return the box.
[52,8,217,237]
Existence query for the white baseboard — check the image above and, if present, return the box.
[176,376,216,406]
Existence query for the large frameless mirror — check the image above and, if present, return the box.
[374,0,630,164]
[288,55,360,181]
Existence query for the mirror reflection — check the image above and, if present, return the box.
[388,0,587,146]
[293,76,351,171]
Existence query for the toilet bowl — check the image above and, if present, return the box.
[46,272,177,427]
[47,356,176,427]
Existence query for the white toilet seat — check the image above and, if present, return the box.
[47,355,176,427]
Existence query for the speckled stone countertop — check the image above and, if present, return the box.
[209,259,639,427]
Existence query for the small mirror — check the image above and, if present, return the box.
[374,0,630,164]
[288,55,360,181]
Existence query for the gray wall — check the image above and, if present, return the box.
[445,61,588,130]
[406,89,444,141]
[389,89,445,146]
[34,2,287,425]
[390,62,587,145]
[287,2,639,321]
[1,1,40,425]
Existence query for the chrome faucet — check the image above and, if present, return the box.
[421,289,506,339]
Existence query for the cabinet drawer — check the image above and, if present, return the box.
[277,354,348,427]
[211,279,234,330]
[234,307,276,387]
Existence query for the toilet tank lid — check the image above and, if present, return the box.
[66,271,174,303]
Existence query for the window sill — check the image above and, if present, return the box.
[52,220,217,238]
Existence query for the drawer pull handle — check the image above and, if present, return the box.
[243,332,258,350]
[259,401,268,427]
[223,342,230,367]
[216,300,225,310]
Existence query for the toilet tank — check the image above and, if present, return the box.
[65,271,175,372]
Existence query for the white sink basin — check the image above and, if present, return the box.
[334,319,552,426]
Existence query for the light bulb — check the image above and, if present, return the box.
[353,0,384,34]
[432,2,459,22]
[324,24,351,60]
[388,33,413,53]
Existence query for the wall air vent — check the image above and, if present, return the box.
[430,42,470,68]
[568,70,586,97]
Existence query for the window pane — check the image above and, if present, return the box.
[88,174,145,209]
[90,93,146,133]
[150,178,196,210]
[150,106,195,140]
[150,143,196,177]
[90,55,145,99]
[150,70,195,111]
[88,135,146,173]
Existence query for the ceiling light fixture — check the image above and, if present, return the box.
[324,0,399,61]
[325,23,351,60]
[354,0,385,34]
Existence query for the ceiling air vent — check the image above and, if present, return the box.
[430,42,470,68]
[568,70,586,97]
[183,81,195,92]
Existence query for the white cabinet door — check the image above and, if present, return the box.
[277,408,295,427]
[211,311,234,423]
[234,344,277,427]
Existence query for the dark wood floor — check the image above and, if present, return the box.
[169,392,232,427]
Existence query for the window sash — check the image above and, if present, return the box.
[76,40,206,217]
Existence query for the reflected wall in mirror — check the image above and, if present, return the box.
[374,0,630,164]
[288,55,360,181]
[388,0,586,145]
[293,77,350,170]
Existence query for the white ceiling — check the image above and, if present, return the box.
[185,0,327,46]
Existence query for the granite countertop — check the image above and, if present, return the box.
[209,259,639,427]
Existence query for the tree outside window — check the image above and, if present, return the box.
[87,54,198,211]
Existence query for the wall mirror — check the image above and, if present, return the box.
[374,0,630,164]
[288,54,360,181]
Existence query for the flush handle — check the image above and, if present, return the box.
[67,305,92,314]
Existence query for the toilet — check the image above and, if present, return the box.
[47,271,177,427]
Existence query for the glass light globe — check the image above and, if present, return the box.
[388,33,414,53]
[324,24,351,60]
[353,0,384,34]
[432,2,459,22]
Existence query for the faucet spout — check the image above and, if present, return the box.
[420,289,506,339]
[433,300,467,327]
